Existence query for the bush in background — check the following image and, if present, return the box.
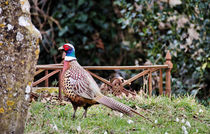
[30,0,209,105]
[114,0,209,104]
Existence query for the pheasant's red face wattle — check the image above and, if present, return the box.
[63,44,72,51]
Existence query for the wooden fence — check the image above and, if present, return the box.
[33,51,173,99]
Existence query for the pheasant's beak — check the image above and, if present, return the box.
[58,46,64,50]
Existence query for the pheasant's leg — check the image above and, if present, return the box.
[82,105,90,118]
[72,104,78,119]
[82,108,88,118]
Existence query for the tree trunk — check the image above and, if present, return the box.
[0,0,41,133]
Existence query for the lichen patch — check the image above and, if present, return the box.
[20,0,30,13]
[18,16,42,39]
[21,60,24,64]
[5,1,9,5]
[0,7,2,14]
[25,94,30,101]
[28,82,32,85]
[25,85,31,94]
[7,87,12,91]
[13,93,17,97]
[16,32,24,41]
[18,16,30,27]
[36,38,39,46]
[30,25,42,39]
[0,34,3,40]
[6,100,15,106]
[7,24,14,31]
[35,48,40,57]
[0,23,5,28]
[8,94,13,98]
[0,108,4,113]
[8,107,12,111]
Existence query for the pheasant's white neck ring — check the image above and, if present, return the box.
[64,56,76,61]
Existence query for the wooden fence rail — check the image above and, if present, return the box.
[33,51,173,99]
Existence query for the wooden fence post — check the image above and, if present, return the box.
[58,52,66,100]
[148,69,152,96]
[45,70,49,87]
[159,69,163,95]
[59,71,62,100]
[165,51,173,97]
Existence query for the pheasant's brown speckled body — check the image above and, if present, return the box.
[60,43,151,121]
[61,60,98,118]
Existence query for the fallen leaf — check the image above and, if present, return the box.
[199,109,203,113]
[77,125,81,132]
[185,121,191,128]
[182,126,187,131]
[181,119,185,123]
[154,120,158,124]
[127,119,134,124]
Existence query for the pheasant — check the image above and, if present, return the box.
[59,43,150,121]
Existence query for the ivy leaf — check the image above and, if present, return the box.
[59,26,68,37]
[202,62,207,70]
[78,0,85,7]
[78,14,88,22]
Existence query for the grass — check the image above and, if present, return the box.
[25,95,210,134]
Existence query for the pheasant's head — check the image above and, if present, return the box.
[58,43,76,61]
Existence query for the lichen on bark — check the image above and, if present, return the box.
[0,0,41,133]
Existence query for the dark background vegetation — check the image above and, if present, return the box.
[30,0,209,105]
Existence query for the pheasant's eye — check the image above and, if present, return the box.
[63,45,72,51]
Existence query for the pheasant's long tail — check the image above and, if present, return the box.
[97,96,132,116]
[96,96,152,122]
[130,108,153,122]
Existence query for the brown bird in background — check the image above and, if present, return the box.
[59,43,150,121]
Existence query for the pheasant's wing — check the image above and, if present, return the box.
[64,67,98,99]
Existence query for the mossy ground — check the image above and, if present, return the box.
[25,94,209,134]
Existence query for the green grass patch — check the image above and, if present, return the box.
[25,95,210,134]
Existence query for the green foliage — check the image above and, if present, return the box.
[31,0,209,102]
[47,0,146,66]
[114,0,210,101]
[25,96,209,133]
[32,0,146,65]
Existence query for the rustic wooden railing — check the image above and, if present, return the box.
[33,51,173,99]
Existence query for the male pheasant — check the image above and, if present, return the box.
[59,43,150,120]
